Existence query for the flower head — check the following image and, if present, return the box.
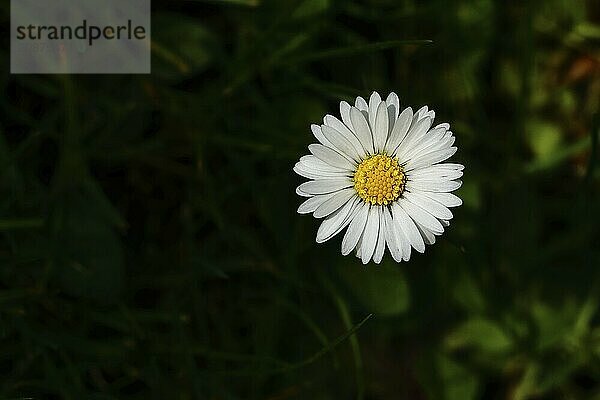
[294,91,464,264]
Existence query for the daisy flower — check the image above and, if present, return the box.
[294,91,464,264]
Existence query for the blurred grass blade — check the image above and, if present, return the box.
[584,112,599,183]
[212,313,373,376]
[187,0,260,5]
[332,291,365,400]
[281,40,433,65]
[151,41,190,74]
[276,297,338,367]
[272,312,372,372]
[0,218,44,231]
[525,136,591,173]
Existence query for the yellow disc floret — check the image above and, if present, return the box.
[353,154,406,205]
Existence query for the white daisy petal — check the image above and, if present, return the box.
[316,197,359,243]
[360,206,379,264]
[383,207,403,262]
[296,185,312,197]
[297,193,333,214]
[395,116,433,161]
[426,110,435,121]
[393,217,412,261]
[405,136,455,163]
[414,106,429,121]
[398,197,444,234]
[355,235,363,259]
[299,155,349,173]
[373,101,389,153]
[321,125,362,162]
[294,165,347,179]
[298,178,352,195]
[294,162,349,180]
[407,178,462,193]
[293,166,324,180]
[404,146,458,171]
[311,124,334,148]
[407,164,464,181]
[350,107,375,154]
[403,191,453,220]
[385,106,413,154]
[341,202,369,256]
[401,126,449,160]
[420,191,463,207]
[323,115,367,157]
[313,188,356,218]
[391,202,425,253]
[355,96,368,111]
[373,207,386,264]
[296,160,335,176]
[416,223,437,245]
[411,169,463,182]
[340,101,353,129]
[368,92,382,130]
[308,143,356,170]
[439,163,464,171]
[385,92,400,123]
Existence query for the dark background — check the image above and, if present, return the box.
[1,0,599,399]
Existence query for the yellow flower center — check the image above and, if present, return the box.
[353,154,406,205]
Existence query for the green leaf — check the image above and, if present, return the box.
[293,0,330,18]
[525,135,590,173]
[339,260,410,317]
[529,299,595,352]
[437,355,479,400]
[526,119,564,162]
[446,318,512,353]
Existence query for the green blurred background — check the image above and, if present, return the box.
[1,0,599,398]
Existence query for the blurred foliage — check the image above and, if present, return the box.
[1,0,599,399]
